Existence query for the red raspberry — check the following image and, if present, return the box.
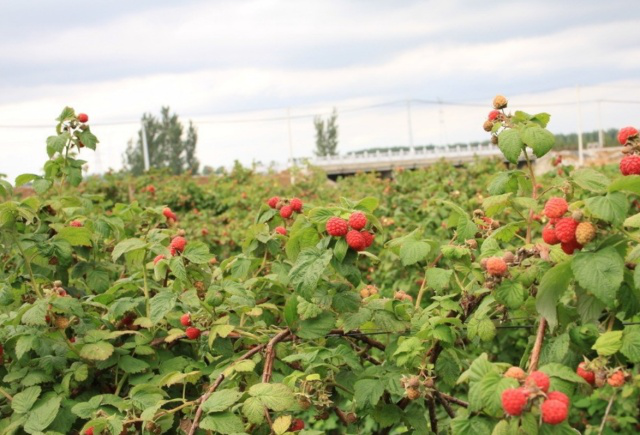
[290,198,303,212]
[275,226,287,235]
[267,196,279,208]
[486,257,507,277]
[561,239,582,255]
[541,399,568,425]
[289,418,305,431]
[77,113,89,123]
[542,225,560,245]
[501,387,528,416]
[547,391,570,407]
[618,126,639,145]
[180,313,191,327]
[170,236,187,253]
[576,362,595,385]
[346,230,366,251]
[185,327,201,339]
[85,427,94,435]
[70,220,83,227]
[170,246,177,256]
[163,207,177,221]
[280,205,293,219]
[201,228,209,236]
[555,218,578,243]
[361,230,374,248]
[488,110,500,121]
[543,197,568,219]
[620,155,640,175]
[326,217,348,236]
[349,212,367,230]
[153,254,165,265]
[146,185,156,194]
[525,371,550,392]
[608,370,626,387]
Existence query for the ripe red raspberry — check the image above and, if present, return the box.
[486,257,507,277]
[70,220,83,227]
[326,217,348,236]
[542,225,560,245]
[180,313,191,327]
[576,362,595,385]
[547,391,570,407]
[267,196,279,208]
[488,110,500,121]
[163,207,177,221]
[185,327,201,339]
[608,370,626,387]
[346,230,366,251]
[618,126,639,145]
[77,113,89,123]
[290,418,305,431]
[85,427,94,435]
[504,366,526,381]
[349,212,367,230]
[620,155,640,175]
[501,387,528,416]
[541,399,568,425]
[290,198,303,212]
[525,371,550,392]
[153,254,165,265]
[280,205,293,219]
[561,239,583,255]
[275,226,287,235]
[555,217,578,243]
[361,230,374,248]
[170,236,187,253]
[146,185,156,194]
[544,197,568,219]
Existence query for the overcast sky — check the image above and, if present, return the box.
[2,0,640,180]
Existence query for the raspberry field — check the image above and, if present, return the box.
[2,98,640,435]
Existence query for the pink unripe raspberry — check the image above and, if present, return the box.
[275,226,287,235]
[70,220,83,227]
[486,257,507,277]
[153,254,165,265]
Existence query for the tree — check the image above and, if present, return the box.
[314,108,339,156]
[123,107,199,176]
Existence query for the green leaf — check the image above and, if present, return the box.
[272,415,293,435]
[248,383,295,411]
[11,386,41,414]
[536,262,573,330]
[32,178,52,194]
[55,226,92,247]
[609,175,640,194]
[22,302,47,326]
[289,248,332,299]
[620,328,640,362]
[149,291,178,324]
[572,247,624,307]
[112,238,147,261]
[199,412,245,434]
[333,237,348,262]
[399,240,431,266]
[297,311,335,339]
[355,197,379,212]
[538,363,588,384]
[118,355,149,374]
[202,389,243,413]
[285,227,320,261]
[15,174,39,187]
[625,213,640,228]
[425,268,452,292]
[584,192,628,225]
[296,297,323,320]
[182,241,212,264]
[497,129,524,164]
[242,397,265,424]
[521,125,555,158]
[24,394,61,433]
[592,331,623,356]
[572,168,610,193]
[495,281,526,309]
[80,342,114,361]
[78,128,99,150]
[354,378,385,407]
[15,335,36,359]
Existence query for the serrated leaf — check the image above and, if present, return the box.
[354,378,385,408]
[182,241,212,264]
[202,389,243,413]
[297,311,335,339]
[242,397,265,424]
[289,248,332,299]
[572,168,610,192]
[149,291,178,324]
[248,383,295,411]
[119,355,149,374]
[273,415,293,435]
[585,192,628,225]
[592,330,623,356]
[24,394,61,433]
[536,262,573,330]
[572,247,624,307]
[521,125,555,158]
[497,129,524,164]
[80,342,114,361]
[399,240,431,266]
[11,386,41,414]
[112,238,147,261]
[199,412,245,434]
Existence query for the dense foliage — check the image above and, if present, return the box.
[0,99,639,435]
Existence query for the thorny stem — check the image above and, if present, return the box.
[598,393,616,435]
[12,232,43,298]
[142,264,150,318]
[528,318,547,373]
[262,329,291,383]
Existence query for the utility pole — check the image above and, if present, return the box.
[140,120,150,171]
[597,100,604,148]
[406,99,414,150]
[287,107,295,185]
[576,85,584,166]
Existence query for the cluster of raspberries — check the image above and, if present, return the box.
[541,197,596,254]
[618,126,640,175]
[501,368,569,425]
[576,361,627,388]
[179,312,202,340]
[154,234,188,264]
[326,212,374,251]
[267,196,303,219]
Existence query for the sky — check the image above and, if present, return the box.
[2,0,640,180]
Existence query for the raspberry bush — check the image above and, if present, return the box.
[1,100,640,434]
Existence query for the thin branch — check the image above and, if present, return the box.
[329,329,386,351]
[0,387,13,402]
[434,391,456,418]
[334,407,350,426]
[528,317,547,372]
[427,397,438,433]
[598,393,616,435]
[262,329,291,383]
[438,392,468,408]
